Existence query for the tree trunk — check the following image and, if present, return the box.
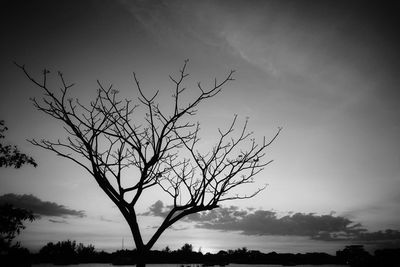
[124,211,148,266]
[135,248,148,267]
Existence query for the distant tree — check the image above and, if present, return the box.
[77,242,95,256]
[0,121,37,249]
[0,204,35,250]
[38,240,96,264]
[336,245,371,266]
[0,120,37,168]
[0,120,37,266]
[179,243,193,254]
[17,61,280,266]
[162,246,171,253]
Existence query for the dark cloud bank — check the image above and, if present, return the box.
[0,193,85,218]
[144,201,400,244]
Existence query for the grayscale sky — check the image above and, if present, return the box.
[1,0,400,254]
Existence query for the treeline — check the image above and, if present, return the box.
[33,240,108,264]
[2,240,400,266]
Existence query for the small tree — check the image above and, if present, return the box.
[179,243,193,254]
[17,61,280,266]
[0,120,37,168]
[0,120,36,252]
[0,204,35,251]
[0,204,35,266]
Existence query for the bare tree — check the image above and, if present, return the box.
[16,61,280,265]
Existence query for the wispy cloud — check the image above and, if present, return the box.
[48,219,68,224]
[117,0,236,57]
[99,216,119,223]
[0,193,85,218]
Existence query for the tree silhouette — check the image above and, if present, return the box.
[0,204,35,250]
[17,61,280,265]
[0,120,37,247]
[0,120,37,265]
[38,240,96,264]
[179,243,193,254]
[0,120,37,168]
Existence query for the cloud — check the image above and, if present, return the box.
[0,193,85,218]
[355,230,400,242]
[142,201,400,244]
[99,216,118,223]
[48,219,68,224]
[187,206,361,238]
[140,200,171,218]
[190,206,400,244]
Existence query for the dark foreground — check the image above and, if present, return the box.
[2,242,399,267]
[33,264,347,267]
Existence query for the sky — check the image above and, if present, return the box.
[1,0,400,255]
